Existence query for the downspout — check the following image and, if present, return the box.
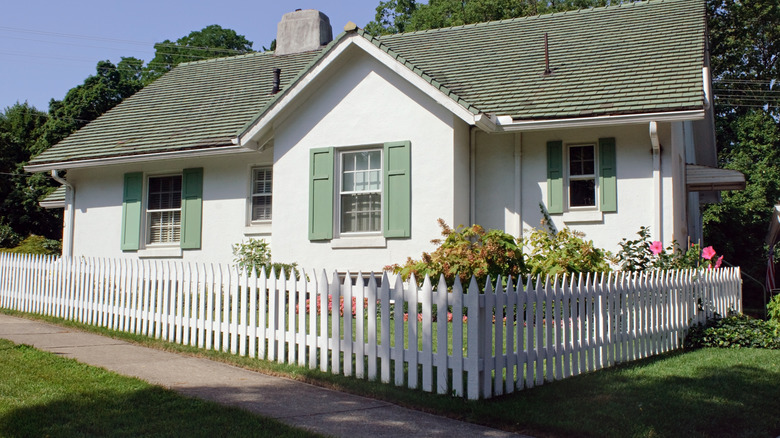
[50,170,74,259]
[649,122,662,242]
[469,127,476,225]
[514,133,523,239]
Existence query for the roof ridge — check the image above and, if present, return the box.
[177,50,264,67]
[376,0,681,40]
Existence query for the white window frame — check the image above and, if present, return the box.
[249,166,273,223]
[566,143,598,210]
[337,147,383,237]
[145,174,182,246]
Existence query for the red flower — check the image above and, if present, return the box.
[702,246,717,260]
[649,241,664,255]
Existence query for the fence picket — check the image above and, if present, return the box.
[451,277,464,397]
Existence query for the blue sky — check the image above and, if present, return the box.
[0,1,380,112]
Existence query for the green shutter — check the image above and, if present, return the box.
[181,167,203,249]
[599,137,617,213]
[383,141,411,238]
[546,141,564,214]
[309,147,334,240]
[121,172,143,251]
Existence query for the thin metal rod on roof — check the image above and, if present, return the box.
[543,33,552,76]
[272,68,281,94]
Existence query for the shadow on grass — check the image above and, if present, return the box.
[483,349,780,438]
[0,386,318,438]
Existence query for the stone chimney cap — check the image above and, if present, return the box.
[275,9,333,56]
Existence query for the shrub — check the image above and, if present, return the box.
[0,223,22,248]
[0,235,61,255]
[523,226,611,277]
[616,226,723,272]
[231,238,300,279]
[685,314,780,349]
[385,219,525,287]
[768,293,780,324]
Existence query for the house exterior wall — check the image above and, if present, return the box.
[473,123,686,254]
[270,48,463,273]
[66,150,273,262]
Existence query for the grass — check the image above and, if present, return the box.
[3,309,780,438]
[0,337,321,438]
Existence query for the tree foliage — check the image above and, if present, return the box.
[143,25,254,84]
[0,103,61,243]
[365,0,638,35]
[703,0,780,304]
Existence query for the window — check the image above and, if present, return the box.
[308,141,411,241]
[546,138,616,214]
[340,150,382,233]
[568,145,596,208]
[147,175,182,244]
[121,168,203,251]
[251,167,272,222]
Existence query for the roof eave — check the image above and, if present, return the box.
[24,144,253,172]
[486,109,706,132]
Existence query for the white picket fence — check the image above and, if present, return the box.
[0,252,741,399]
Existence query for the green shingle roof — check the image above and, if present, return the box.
[39,185,66,208]
[29,0,705,168]
[372,0,705,119]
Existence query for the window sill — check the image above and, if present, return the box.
[562,210,604,224]
[331,236,387,249]
[137,246,183,258]
[244,222,272,236]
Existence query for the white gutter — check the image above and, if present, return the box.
[50,170,74,259]
[25,144,252,172]
[488,110,705,133]
[649,121,662,242]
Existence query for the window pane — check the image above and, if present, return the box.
[148,175,182,210]
[570,145,594,176]
[355,151,369,171]
[149,211,181,244]
[570,179,596,207]
[341,193,381,233]
[253,168,272,195]
[251,195,272,221]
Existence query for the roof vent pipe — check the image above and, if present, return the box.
[272,68,281,94]
[543,33,552,76]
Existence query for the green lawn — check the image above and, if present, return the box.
[0,338,321,438]
[4,310,780,438]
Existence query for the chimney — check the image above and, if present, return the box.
[275,9,333,56]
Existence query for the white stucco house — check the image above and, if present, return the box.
[29,0,744,273]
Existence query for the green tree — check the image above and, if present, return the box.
[0,103,61,243]
[364,0,636,35]
[703,0,780,310]
[35,58,145,151]
[143,25,254,84]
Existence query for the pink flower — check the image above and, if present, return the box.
[649,241,664,255]
[702,246,717,260]
[714,255,724,269]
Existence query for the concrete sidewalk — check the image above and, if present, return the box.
[0,313,524,437]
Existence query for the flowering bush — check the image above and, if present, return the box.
[616,226,723,272]
[385,219,525,287]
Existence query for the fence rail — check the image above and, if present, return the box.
[0,252,741,399]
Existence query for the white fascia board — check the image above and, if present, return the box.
[239,34,481,146]
[39,200,65,209]
[489,110,706,132]
[24,144,250,172]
